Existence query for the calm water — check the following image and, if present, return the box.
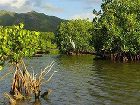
[1,55,140,105]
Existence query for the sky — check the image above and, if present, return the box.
[0,0,102,20]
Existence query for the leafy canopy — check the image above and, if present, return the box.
[0,23,40,64]
[57,19,94,54]
[39,32,57,53]
[93,0,140,54]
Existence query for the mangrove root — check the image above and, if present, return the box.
[10,60,56,101]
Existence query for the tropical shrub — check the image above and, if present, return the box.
[57,19,94,54]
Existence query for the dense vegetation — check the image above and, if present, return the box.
[0,24,56,102]
[56,19,94,55]
[0,23,57,68]
[0,23,39,97]
[0,0,140,103]
[39,32,57,53]
[55,0,140,61]
[0,0,140,62]
[92,0,140,61]
[0,10,64,32]
[0,23,39,64]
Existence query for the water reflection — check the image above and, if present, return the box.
[88,60,140,105]
[32,99,41,105]
[1,55,140,105]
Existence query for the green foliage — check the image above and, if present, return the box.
[39,32,57,53]
[0,23,39,63]
[57,19,94,54]
[93,0,140,55]
[0,10,65,32]
[49,49,60,55]
[0,65,3,70]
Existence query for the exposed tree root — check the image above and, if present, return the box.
[4,59,57,104]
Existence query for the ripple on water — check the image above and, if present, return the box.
[1,55,140,105]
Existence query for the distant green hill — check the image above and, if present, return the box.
[0,10,65,32]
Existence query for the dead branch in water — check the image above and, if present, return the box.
[4,92,16,105]
[10,60,56,100]
[42,71,57,84]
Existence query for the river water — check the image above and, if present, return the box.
[0,55,140,105]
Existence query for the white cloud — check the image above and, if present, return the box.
[0,0,42,13]
[0,0,34,13]
[0,0,14,4]
[43,3,64,13]
[0,0,101,19]
[0,0,27,8]
[70,13,95,21]
[10,0,27,8]
[0,0,64,13]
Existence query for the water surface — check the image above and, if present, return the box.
[0,55,140,105]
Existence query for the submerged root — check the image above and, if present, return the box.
[98,52,140,62]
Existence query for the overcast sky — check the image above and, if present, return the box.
[0,0,102,20]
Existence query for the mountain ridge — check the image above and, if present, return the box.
[0,10,65,32]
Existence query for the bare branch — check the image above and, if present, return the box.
[42,71,57,84]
